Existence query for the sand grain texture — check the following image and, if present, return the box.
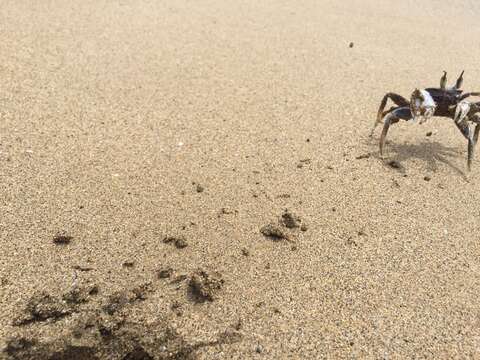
[2,0,480,358]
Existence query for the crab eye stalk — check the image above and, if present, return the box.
[455,70,464,89]
[440,71,447,90]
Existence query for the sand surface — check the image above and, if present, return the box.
[2,0,480,358]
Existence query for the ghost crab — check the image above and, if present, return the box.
[370,71,480,170]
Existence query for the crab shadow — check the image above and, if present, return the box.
[378,140,468,180]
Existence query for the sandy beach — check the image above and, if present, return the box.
[2,0,480,358]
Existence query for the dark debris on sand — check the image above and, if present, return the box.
[157,267,174,279]
[188,269,224,303]
[279,210,302,229]
[163,236,188,249]
[4,278,240,360]
[13,284,100,327]
[13,292,73,326]
[260,209,307,242]
[103,283,153,315]
[63,284,99,305]
[355,153,370,160]
[387,160,401,169]
[5,317,200,360]
[53,232,73,245]
[260,223,290,241]
[241,248,250,257]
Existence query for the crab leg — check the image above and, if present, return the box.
[378,106,412,155]
[469,115,480,170]
[379,115,392,155]
[371,93,409,137]
[459,92,480,101]
[474,124,480,145]
[455,118,476,170]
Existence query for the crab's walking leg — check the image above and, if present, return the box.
[379,115,392,155]
[468,114,480,170]
[371,93,409,137]
[458,92,480,101]
[474,123,480,145]
[380,114,400,155]
[455,118,477,170]
[379,107,412,156]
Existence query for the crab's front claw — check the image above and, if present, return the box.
[454,100,471,124]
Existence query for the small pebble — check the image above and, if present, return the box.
[174,238,188,249]
[388,160,401,169]
[426,131,433,137]
[158,268,174,279]
[196,184,204,193]
[163,236,188,249]
[349,42,354,48]
[281,210,301,228]
[355,153,370,159]
[260,223,290,241]
[53,233,72,245]
[424,176,431,181]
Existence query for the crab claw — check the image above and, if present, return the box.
[454,100,471,124]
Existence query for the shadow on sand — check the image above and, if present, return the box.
[372,139,468,180]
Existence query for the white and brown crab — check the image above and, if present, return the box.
[371,71,480,170]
